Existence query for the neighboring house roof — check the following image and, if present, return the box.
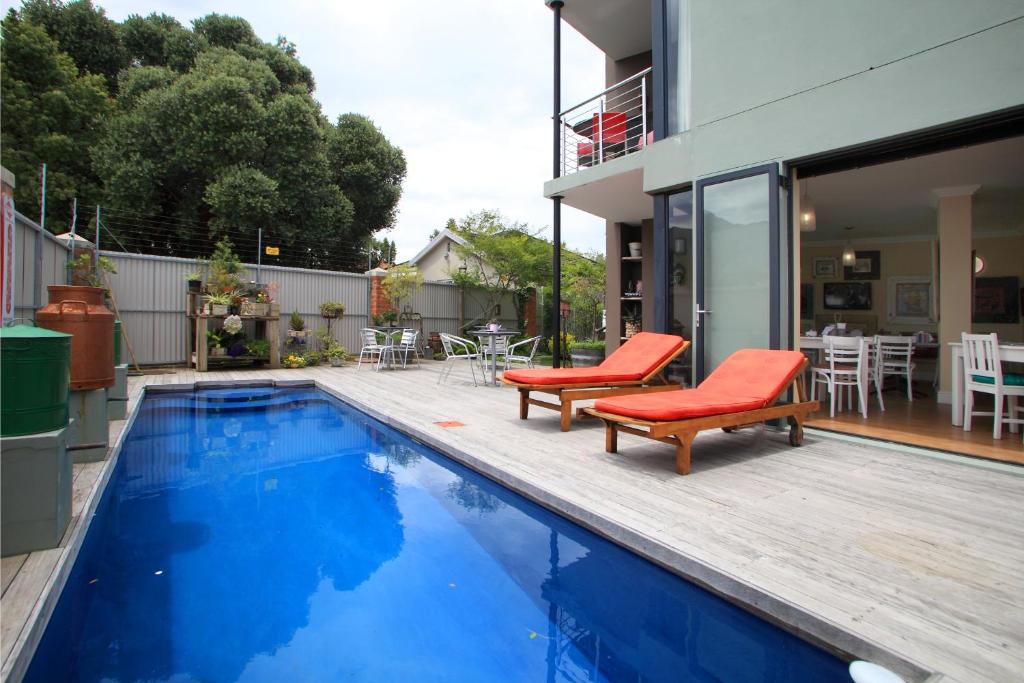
[408,228,469,266]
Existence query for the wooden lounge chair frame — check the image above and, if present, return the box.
[502,341,690,432]
[583,359,819,475]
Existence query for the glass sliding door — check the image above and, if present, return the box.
[694,164,781,379]
[667,189,693,384]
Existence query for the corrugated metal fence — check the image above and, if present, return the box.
[13,211,521,365]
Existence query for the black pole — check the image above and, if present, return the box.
[550,0,564,367]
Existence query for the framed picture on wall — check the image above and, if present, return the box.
[813,258,837,279]
[823,282,872,310]
[973,276,1020,324]
[800,284,814,320]
[843,250,881,280]
[887,276,934,325]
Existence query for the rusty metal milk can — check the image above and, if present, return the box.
[36,285,115,390]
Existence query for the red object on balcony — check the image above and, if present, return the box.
[577,142,594,167]
[592,112,627,144]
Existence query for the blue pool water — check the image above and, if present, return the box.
[27,387,848,682]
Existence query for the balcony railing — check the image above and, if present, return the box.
[559,68,652,176]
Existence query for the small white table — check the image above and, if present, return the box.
[474,329,519,386]
[949,341,1024,426]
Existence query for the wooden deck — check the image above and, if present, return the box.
[4,361,1023,682]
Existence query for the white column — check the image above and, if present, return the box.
[934,185,978,403]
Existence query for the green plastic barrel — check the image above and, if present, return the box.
[114,319,121,365]
[1,324,71,437]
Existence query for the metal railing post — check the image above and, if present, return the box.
[257,228,262,282]
[597,97,605,165]
[641,76,648,147]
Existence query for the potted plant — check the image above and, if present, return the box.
[381,310,398,326]
[229,292,243,315]
[288,310,307,337]
[184,269,203,293]
[245,339,270,358]
[570,339,606,367]
[283,353,306,369]
[319,301,345,319]
[206,292,232,316]
[207,330,226,357]
[326,344,347,367]
[247,288,272,316]
[207,239,243,298]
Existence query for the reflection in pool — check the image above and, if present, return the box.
[26,387,847,682]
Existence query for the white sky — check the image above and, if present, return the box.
[4,0,607,259]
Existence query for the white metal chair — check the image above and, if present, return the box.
[811,336,868,418]
[876,335,916,401]
[962,332,1024,440]
[357,328,389,371]
[392,329,420,369]
[504,335,542,370]
[438,333,480,386]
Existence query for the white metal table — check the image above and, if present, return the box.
[474,329,519,386]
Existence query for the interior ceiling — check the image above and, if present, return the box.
[560,0,650,61]
[802,136,1024,242]
[560,168,652,222]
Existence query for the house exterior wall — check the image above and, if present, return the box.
[415,236,460,282]
[547,1,1024,198]
[644,0,1024,191]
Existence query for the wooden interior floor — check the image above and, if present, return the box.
[806,383,1024,465]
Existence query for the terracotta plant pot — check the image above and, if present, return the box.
[36,285,115,390]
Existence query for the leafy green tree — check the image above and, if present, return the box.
[0,11,113,228]
[450,210,552,331]
[19,0,126,90]
[563,251,606,339]
[3,4,405,271]
[327,114,407,235]
[380,263,423,314]
[120,13,204,72]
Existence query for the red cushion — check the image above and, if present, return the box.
[595,390,764,421]
[502,367,638,386]
[598,332,687,380]
[698,349,807,406]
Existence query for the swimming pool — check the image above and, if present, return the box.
[27,386,849,682]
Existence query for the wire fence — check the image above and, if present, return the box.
[75,204,377,274]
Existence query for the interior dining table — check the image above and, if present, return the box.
[949,340,1024,426]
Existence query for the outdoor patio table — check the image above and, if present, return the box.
[372,326,404,370]
[474,328,520,386]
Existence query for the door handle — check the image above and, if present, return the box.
[697,308,712,315]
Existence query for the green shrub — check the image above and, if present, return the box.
[571,339,605,351]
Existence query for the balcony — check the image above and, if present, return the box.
[559,68,652,176]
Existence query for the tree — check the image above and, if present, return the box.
[450,210,552,331]
[120,13,204,72]
[380,263,423,315]
[0,11,113,229]
[327,114,407,235]
[19,0,127,90]
[3,3,405,271]
[563,251,606,340]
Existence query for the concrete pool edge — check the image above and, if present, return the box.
[3,378,942,683]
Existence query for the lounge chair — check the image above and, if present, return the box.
[582,349,818,475]
[501,332,689,431]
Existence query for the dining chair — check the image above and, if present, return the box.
[876,335,916,400]
[393,329,420,369]
[356,328,389,371]
[811,336,868,418]
[866,338,885,412]
[962,332,1024,440]
[505,335,542,370]
[438,333,480,386]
